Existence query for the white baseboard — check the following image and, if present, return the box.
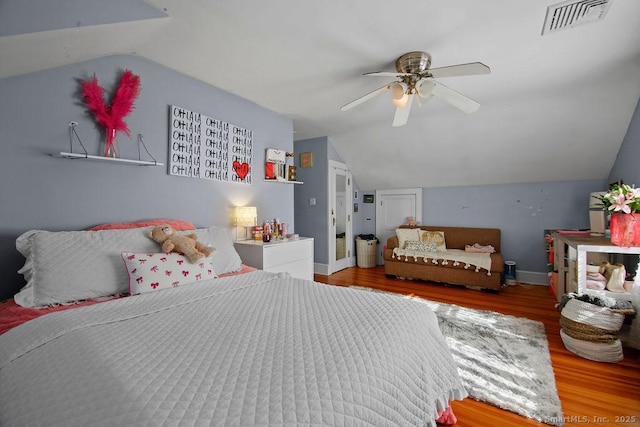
[314,263,329,276]
[314,257,357,276]
[515,271,548,286]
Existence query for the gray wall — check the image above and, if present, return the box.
[294,137,329,264]
[422,180,605,278]
[609,98,640,186]
[294,136,372,266]
[0,55,295,299]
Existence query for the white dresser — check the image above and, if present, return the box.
[234,237,314,280]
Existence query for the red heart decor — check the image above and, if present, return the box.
[233,161,250,180]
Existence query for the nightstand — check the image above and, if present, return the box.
[234,237,314,280]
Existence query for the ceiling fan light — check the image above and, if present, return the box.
[417,79,435,98]
[390,82,409,107]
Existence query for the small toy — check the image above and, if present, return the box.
[149,224,214,263]
[406,216,419,226]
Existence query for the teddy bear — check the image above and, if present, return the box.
[406,216,419,227]
[149,224,215,263]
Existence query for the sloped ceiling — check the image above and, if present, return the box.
[1,0,639,190]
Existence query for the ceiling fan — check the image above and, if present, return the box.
[340,51,490,127]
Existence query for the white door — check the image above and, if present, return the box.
[329,161,353,274]
[375,188,422,264]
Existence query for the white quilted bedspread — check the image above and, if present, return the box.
[0,271,466,426]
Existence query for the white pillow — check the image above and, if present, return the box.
[395,228,420,249]
[15,228,159,307]
[14,226,243,307]
[122,252,217,295]
[188,227,242,275]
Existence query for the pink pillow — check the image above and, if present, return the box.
[89,219,195,231]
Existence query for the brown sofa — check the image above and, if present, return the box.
[384,225,504,292]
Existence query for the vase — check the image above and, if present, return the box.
[609,213,640,247]
[104,128,119,158]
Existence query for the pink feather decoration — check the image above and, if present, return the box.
[81,70,141,157]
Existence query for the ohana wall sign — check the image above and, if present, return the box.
[169,105,253,184]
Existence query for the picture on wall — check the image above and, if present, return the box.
[363,194,374,203]
[300,152,313,168]
[169,105,252,184]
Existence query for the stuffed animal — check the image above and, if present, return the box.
[149,224,215,263]
[406,216,419,227]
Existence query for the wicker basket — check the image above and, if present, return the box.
[560,330,623,363]
[561,298,625,332]
[559,298,625,362]
[559,316,619,343]
[356,238,377,268]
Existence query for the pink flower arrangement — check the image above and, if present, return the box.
[597,183,640,214]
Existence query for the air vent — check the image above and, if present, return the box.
[542,0,612,35]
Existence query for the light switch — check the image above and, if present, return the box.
[309,197,316,206]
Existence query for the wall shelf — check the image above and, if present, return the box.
[264,179,303,184]
[55,152,164,166]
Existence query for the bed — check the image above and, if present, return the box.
[0,220,467,426]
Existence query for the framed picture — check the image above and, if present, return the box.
[300,152,313,168]
[363,194,374,203]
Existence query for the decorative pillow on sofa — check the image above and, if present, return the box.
[14,227,161,307]
[122,252,216,295]
[419,230,447,252]
[395,228,421,249]
[405,240,439,252]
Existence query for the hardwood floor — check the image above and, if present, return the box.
[314,266,640,427]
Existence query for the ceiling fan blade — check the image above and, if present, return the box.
[392,94,414,127]
[431,81,480,113]
[364,71,414,77]
[340,84,391,111]
[428,62,491,78]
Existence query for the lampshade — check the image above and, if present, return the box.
[234,206,257,227]
[416,79,435,98]
[390,82,409,108]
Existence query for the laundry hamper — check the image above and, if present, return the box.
[559,298,625,363]
[356,237,377,268]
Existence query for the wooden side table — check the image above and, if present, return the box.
[552,232,639,302]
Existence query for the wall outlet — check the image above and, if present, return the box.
[309,197,316,206]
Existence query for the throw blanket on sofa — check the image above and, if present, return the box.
[393,248,493,275]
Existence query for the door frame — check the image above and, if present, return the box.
[328,160,353,274]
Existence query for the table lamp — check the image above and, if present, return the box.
[233,206,257,241]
